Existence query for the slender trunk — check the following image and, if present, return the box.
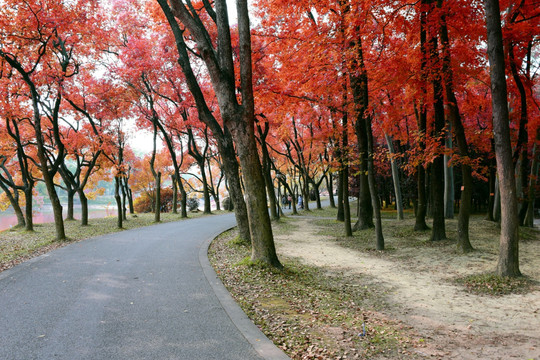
[302,176,310,211]
[415,0,429,232]
[314,182,322,209]
[155,172,161,222]
[0,183,26,228]
[444,131,455,219]
[200,168,211,214]
[524,129,539,227]
[385,134,404,220]
[66,189,75,221]
[438,0,471,250]
[337,169,344,221]
[115,176,123,229]
[121,179,127,221]
[127,186,134,215]
[172,176,178,214]
[428,5,446,241]
[24,187,33,231]
[485,0,521,277]
[343,163,353,236]
[78,189,89,226]
[368,116,384,249]
[326,173,336,208]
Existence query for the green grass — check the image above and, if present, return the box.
[456,273,535,296]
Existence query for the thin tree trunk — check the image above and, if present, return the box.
[444,129,455,219]
[66,189,75,221]
[485,0,521,277]
[326,173,336,208]
[155,172,161,222]
[24,187,33,231]
[115,176,123,229]
[78,189,89,226]
[438,0,472,251]
[524,129,539,227]
[385,134,404,220]
[337,169,344,221]
[0,183,26,228]
[172,175,178,214]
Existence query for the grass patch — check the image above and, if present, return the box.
[209,225,418,359]
[456,273,535,296]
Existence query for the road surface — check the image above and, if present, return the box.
[0,214,288,360]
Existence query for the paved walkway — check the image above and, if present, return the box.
[0,214,289,360]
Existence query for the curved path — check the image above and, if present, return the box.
[0,214,289,360]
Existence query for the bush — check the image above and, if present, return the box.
[187,197,200,211]
[134,188,175,213]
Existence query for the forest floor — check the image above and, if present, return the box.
[210,208,540,360]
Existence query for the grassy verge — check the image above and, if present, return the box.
[210,227,420,359]
[0,210,226,272]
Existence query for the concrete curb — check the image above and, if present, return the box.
[199,229,291,360]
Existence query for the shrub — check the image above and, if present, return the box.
[134,188,175,213]
[187,197,200,211]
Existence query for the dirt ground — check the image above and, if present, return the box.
[274,217,540,360]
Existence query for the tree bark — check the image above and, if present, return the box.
[66,189,75,221]
[444,129,455,219]
[78,189,89,226]
[115,176,123,229]
[385,134,404,220]
[524,128,539,227]
[0,182,26,228]
[428,3,447,242]
[326,172,336,208]
[484,0,521,277]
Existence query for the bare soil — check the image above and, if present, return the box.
[275,217,540,360]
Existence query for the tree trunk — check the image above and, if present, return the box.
[115,176,123,229]
[385,134,404,220]
[343,163,353,236]
[444,131,455,219]
[337,169,345,221]
[127,186,135,215]
[24,187,33,231]
[66,189,75,221]
[78,189,89,226]
[219,133,251,243]
[524,128,539,227]
[172,176,178,214]
[0,183,26,228]
[326,173,336,208]
[155,172,161,222]
[429,12,447,242]
[438,0,472,250]
[484,0,521,277]
[367,116,384,249]
[230,120,281,267]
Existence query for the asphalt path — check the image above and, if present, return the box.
[0,213,289,360]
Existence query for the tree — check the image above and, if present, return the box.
[484,0,521,277]
[157,0,281,266]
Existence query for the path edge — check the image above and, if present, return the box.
[199,228,291,360]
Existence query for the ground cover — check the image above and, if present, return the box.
[210,208,540,359]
